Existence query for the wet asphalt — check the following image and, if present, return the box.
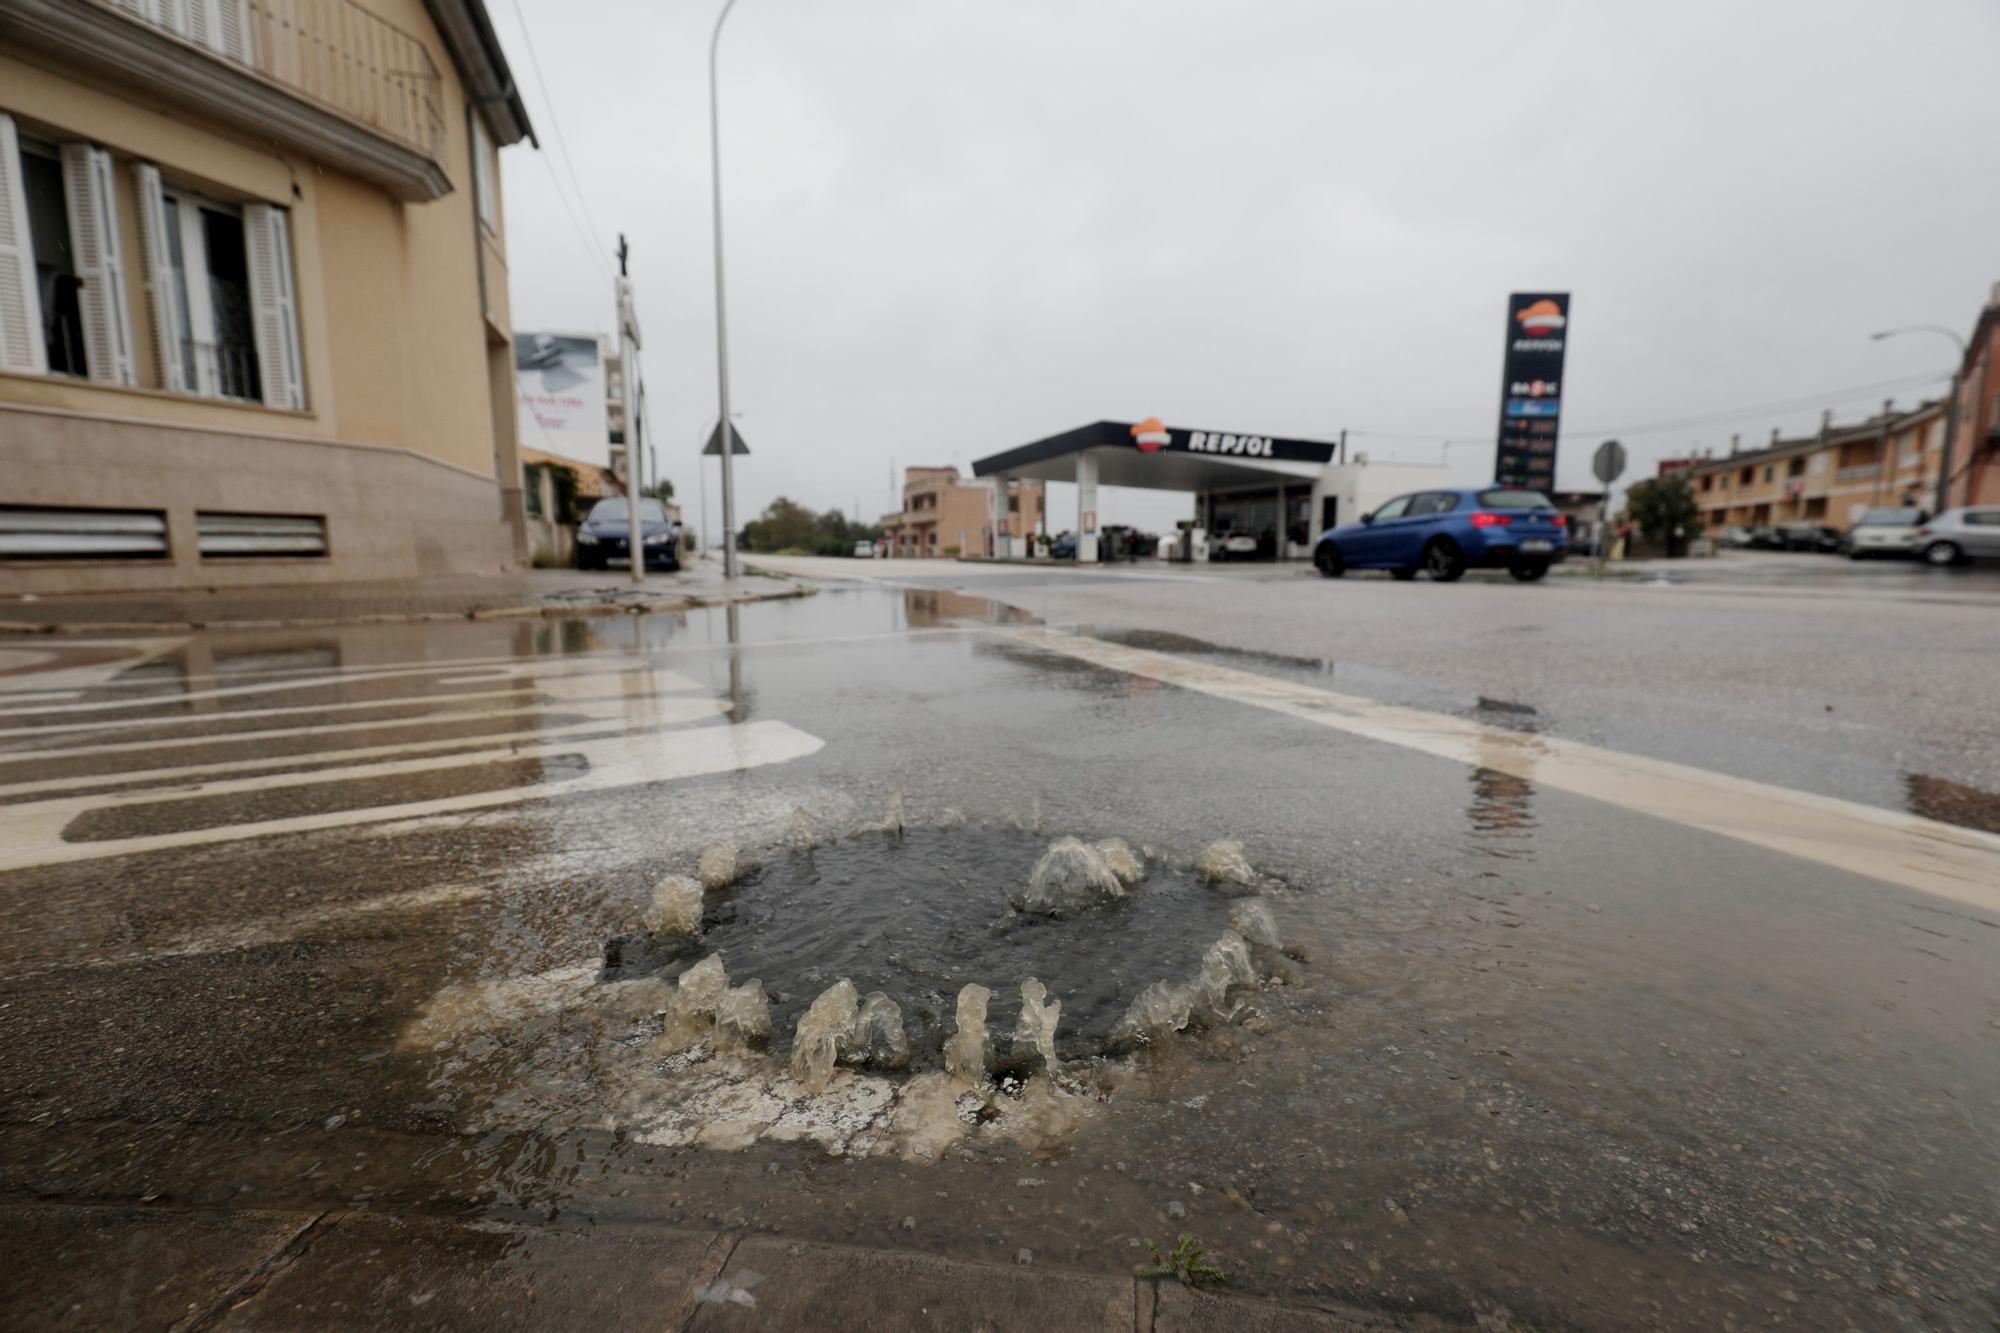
[1,563,1997,1331]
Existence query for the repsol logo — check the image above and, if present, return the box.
[1187,431,1275,457]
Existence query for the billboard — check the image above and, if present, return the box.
[1493,293,1569,491]
[515,331,608,469]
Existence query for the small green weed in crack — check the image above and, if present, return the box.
[1136,1233,1226,1288]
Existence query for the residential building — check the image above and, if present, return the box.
[0,0,535,591]
[1685,402,1946,532]
[879,466,1043,558]
[1941,282,2000,510]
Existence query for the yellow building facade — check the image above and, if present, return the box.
[0,0,534,590]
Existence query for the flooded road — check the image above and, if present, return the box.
[2,584,1998,1330]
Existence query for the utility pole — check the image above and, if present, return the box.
[1870,325,1967,514]
[1338,428,1347,465]
[616,234,645,585]
[710,0,741,577]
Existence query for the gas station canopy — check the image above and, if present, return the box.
[971,420,1336,491]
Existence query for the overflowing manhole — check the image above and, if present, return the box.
[405,805,1300,1161]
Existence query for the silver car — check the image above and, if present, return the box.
[1846,507,1925,559]
[1917,507,2000,566]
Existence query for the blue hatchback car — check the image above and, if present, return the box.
[1314,486,1567,582]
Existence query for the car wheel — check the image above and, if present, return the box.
[1923,541,1963,567]
[1508,560,1548,582]
[1314,545,1344,578]
[1390,566,1419,581]
[1423,538,1467,582]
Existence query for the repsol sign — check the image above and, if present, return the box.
[1186,431,1275,457]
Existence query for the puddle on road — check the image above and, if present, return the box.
[403,820,1300,1164]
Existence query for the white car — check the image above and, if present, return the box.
[1209,532,1261,561]
[1845,507,1924,559]
[1916,507,2000,566]
[853,540,877,558]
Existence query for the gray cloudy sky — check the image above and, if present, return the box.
[489,0,2000,537]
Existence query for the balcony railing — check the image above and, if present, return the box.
[90,0,443,161]
[1837,464,1881,482]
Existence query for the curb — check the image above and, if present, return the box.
[0,584,816,637]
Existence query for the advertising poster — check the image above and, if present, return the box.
[1493,293,1570,490]
[515,331,609,469]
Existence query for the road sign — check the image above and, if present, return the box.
[1592,439,1627,485]
[702,422,750,456]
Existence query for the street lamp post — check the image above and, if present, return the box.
[1871,325,1967,513]
[710,0,741,577]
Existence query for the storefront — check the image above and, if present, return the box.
[971,419,1444,561]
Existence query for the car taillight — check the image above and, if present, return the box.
[1468,512,1512,528]
[1551,514,1567,527]
[1918,527,1933,536]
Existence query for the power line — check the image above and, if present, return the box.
[508,0,615,287]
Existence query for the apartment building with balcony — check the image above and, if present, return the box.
[1686,401,1946,532]
[879,465,1043,558]
[0,0,535,590]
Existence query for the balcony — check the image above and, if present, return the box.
[1837,464,1881,483]
[0,0,452,199]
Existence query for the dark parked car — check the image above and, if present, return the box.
[1049,532,1077,560]
[576,498,678,572]
[1780,523,1842,553]
[1314,486,1567,582]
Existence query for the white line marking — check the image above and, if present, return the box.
[0,698,570,763]
[0,698,729,799]
[0,720,824,870]
[0,667,703,744]
[1009,627,2000,912]
[0,653,657,719]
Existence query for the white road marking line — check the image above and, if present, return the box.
[0,698,570,764]
[1010,627,2000,912]
[0,720,824,870]
[0,645,642,705]
[0,667,704,744]
[0,881,491,981]
[0,698,729,799]
[0,652,656,718]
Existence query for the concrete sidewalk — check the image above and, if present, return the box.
[0,557,813,635]
[1,1203,1453,1332]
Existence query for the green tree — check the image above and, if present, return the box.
[1623,472,1702,557]
[641,477,674,504]
[740,497,823,552]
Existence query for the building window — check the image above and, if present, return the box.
[0,119,136,384]
[1810,453,1827,475]
[471,113,496,230]
[1762,465,1774,483]
[133,164,304,409]
[18,141,86,376]
[159,191,259,400]
[1700,475,1712,491]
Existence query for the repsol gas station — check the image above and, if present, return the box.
[970,293,1573,562]
[971,419,1442,562]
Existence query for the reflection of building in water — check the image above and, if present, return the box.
[1466,734,1538,860]
[901,587,1024,628]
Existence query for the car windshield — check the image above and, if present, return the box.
[1858,508,1920,526]
[585,499,668,523]
[1476,489,1556,510]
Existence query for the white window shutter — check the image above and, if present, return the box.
[60,144,136,386]
[243,202,303,410]
[0,115,48,375]
[131,163,188,393]
[214,0,251,63]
